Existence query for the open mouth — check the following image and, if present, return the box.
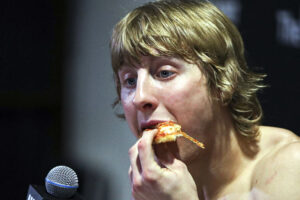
[140,120,167,132]
[142,125,156,131]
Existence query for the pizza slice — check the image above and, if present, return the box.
[153,121,205,149]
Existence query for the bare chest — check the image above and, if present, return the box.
[207,179,271,200]
[208,164,265,200]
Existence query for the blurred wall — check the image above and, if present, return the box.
[62,0,150,199]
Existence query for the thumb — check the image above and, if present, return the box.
[159,151,186,171]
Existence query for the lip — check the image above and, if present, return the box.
[140,120,170,131]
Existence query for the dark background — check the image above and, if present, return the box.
[0,0,67,198]
[240,0,300,132]
[0,0,299,199]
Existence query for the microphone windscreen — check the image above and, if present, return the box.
[45,165,79,198]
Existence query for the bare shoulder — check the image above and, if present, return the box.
[259,126,299,144]
[250,126,300,199]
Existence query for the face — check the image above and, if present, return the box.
[118,56,219,162]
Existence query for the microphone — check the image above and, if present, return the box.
[27,165,84,200]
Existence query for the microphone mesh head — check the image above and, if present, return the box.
[45,165,79,198]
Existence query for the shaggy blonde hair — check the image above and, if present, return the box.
[110,0,265,140]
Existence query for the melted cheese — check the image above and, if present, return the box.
[159,124,180,135]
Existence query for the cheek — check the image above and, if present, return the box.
[165,81,209,114]
[121,89,134,116]
[121,92,138,137]
[122,100,133,119]
[164,82,214,131]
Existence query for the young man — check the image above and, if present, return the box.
[110,0,300,199]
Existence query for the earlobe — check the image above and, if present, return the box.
[113,101,126,119]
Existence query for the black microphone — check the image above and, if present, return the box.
[27,165,84,200]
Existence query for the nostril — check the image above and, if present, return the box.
[143,103,152,109]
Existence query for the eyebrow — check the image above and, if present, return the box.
[118,63,137,73]
[118,56,182,72]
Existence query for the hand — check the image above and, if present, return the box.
[128,129,199,200]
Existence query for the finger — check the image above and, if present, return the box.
[154,143,174,164]
[158,149,175,167]
[128,166,133,185]
[161,153,187,172]
[128,143,142,182]
[157,145,187,171]
[137,129,160,170]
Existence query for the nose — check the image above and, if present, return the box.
[133,72,158,112]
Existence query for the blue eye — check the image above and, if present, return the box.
[159,70,174,78]
[126,77,136,86]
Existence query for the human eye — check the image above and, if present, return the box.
[157,70,175,78]
[155,64,177,80]
[121,73,137,88]
[124,77,137,87]
[118,67,137,88]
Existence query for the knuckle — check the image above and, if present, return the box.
[142,169,157,184]
[176,161,188,171]
[137,139,146,151]
[132,178,143,192]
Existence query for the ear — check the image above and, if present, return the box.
[112,98,126,119]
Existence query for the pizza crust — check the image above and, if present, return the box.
[153,121,205,149]
[154,132,183,144]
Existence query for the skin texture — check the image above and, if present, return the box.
[118,56,300,200]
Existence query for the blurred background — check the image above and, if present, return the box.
[0,0,299,199]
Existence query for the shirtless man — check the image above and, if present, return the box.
[109,0,300,199]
